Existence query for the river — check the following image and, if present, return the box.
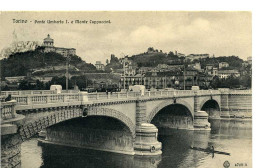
[21,119,252,168]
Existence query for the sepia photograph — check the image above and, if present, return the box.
[0,11,252,168]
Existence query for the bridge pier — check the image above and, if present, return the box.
[219,89,230,118]
[1,101,25,168]
[194,91,211,130]
[134,99,162,156]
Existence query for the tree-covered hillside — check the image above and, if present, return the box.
[0,50,96,78]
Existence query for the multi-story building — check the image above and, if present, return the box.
[212,68,218,76]
[5,76,26,83]
[120,68,199,90]
[186,54,209,61]
[39,34,76,57]
[137,67,153,74]
[157,64,168,69]
[34,76,53,83]
[218,70,240,79]
[95,61,105,71]
[122,58,137,76]
[219,62,229,69]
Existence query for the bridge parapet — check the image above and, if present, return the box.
[1,90,79,96]
[229,90,252,95]
[8,90,228,109]
[196,90,221,96]
[12,92,87,106]
[1,101,17,120]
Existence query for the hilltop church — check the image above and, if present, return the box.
[40,34,76,57]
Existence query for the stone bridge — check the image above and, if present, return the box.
[1,89,252,168]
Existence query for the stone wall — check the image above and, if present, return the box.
[1,134,22,168]
[228,94,252,118]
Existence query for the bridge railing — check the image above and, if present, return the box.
[11,93,83,105]
[0,90,80,96]
[229,90,252,95]
[196,90,221,96]
[1,100,16,120]
[8,89,251,107]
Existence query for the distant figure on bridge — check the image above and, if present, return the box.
[5,94,12,102]
[210,146,215,158]
[106,90,108,95]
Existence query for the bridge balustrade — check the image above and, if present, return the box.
[196,90,221,96]
[0,90,80,96]
[229,90,252,95]
[0,101,16,120]
[6,89,252,107]
[11,93,82,105]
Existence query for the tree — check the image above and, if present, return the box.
[147,47,154,52]
[209,76,221,89]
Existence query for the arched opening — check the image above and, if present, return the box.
[41,116,134,155]
[201,100,220,119]
[151,104,193,130]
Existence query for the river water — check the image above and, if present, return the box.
[21,119,252,168]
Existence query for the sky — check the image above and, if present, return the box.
[0,11,251,64]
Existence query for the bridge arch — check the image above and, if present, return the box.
[19,106,83,141]
[19,106,136,141]
[200,98,221,118]
[86,107,135,137]
[147,99,193,123]
[199,97,221,111]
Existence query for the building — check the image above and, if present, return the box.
[95,61,105,71]
[186,54,209,61]
[34,76,53,83]
[218,70,240,79]
[212,68,218,76]
[157,64,168,69]
[219,62,229,69]
[137,67,153,74]
[122,58,137,76]
[247,56,252,64]
[120,68,199,90]
[40,34,76,57]
[5,76,26,83]
[188,62,201,71]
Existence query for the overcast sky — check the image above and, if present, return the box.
[0,11,251,64]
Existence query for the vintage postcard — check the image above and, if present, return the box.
[0,11,252,168]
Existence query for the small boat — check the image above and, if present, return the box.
[190,146,230,156]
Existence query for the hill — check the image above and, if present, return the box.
[0,50,96,79]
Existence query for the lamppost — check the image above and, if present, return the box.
[66,55,71,92]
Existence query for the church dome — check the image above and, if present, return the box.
[44,34,54,42]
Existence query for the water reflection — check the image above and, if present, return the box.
[40,144,161,168]
[21,119,252,168]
